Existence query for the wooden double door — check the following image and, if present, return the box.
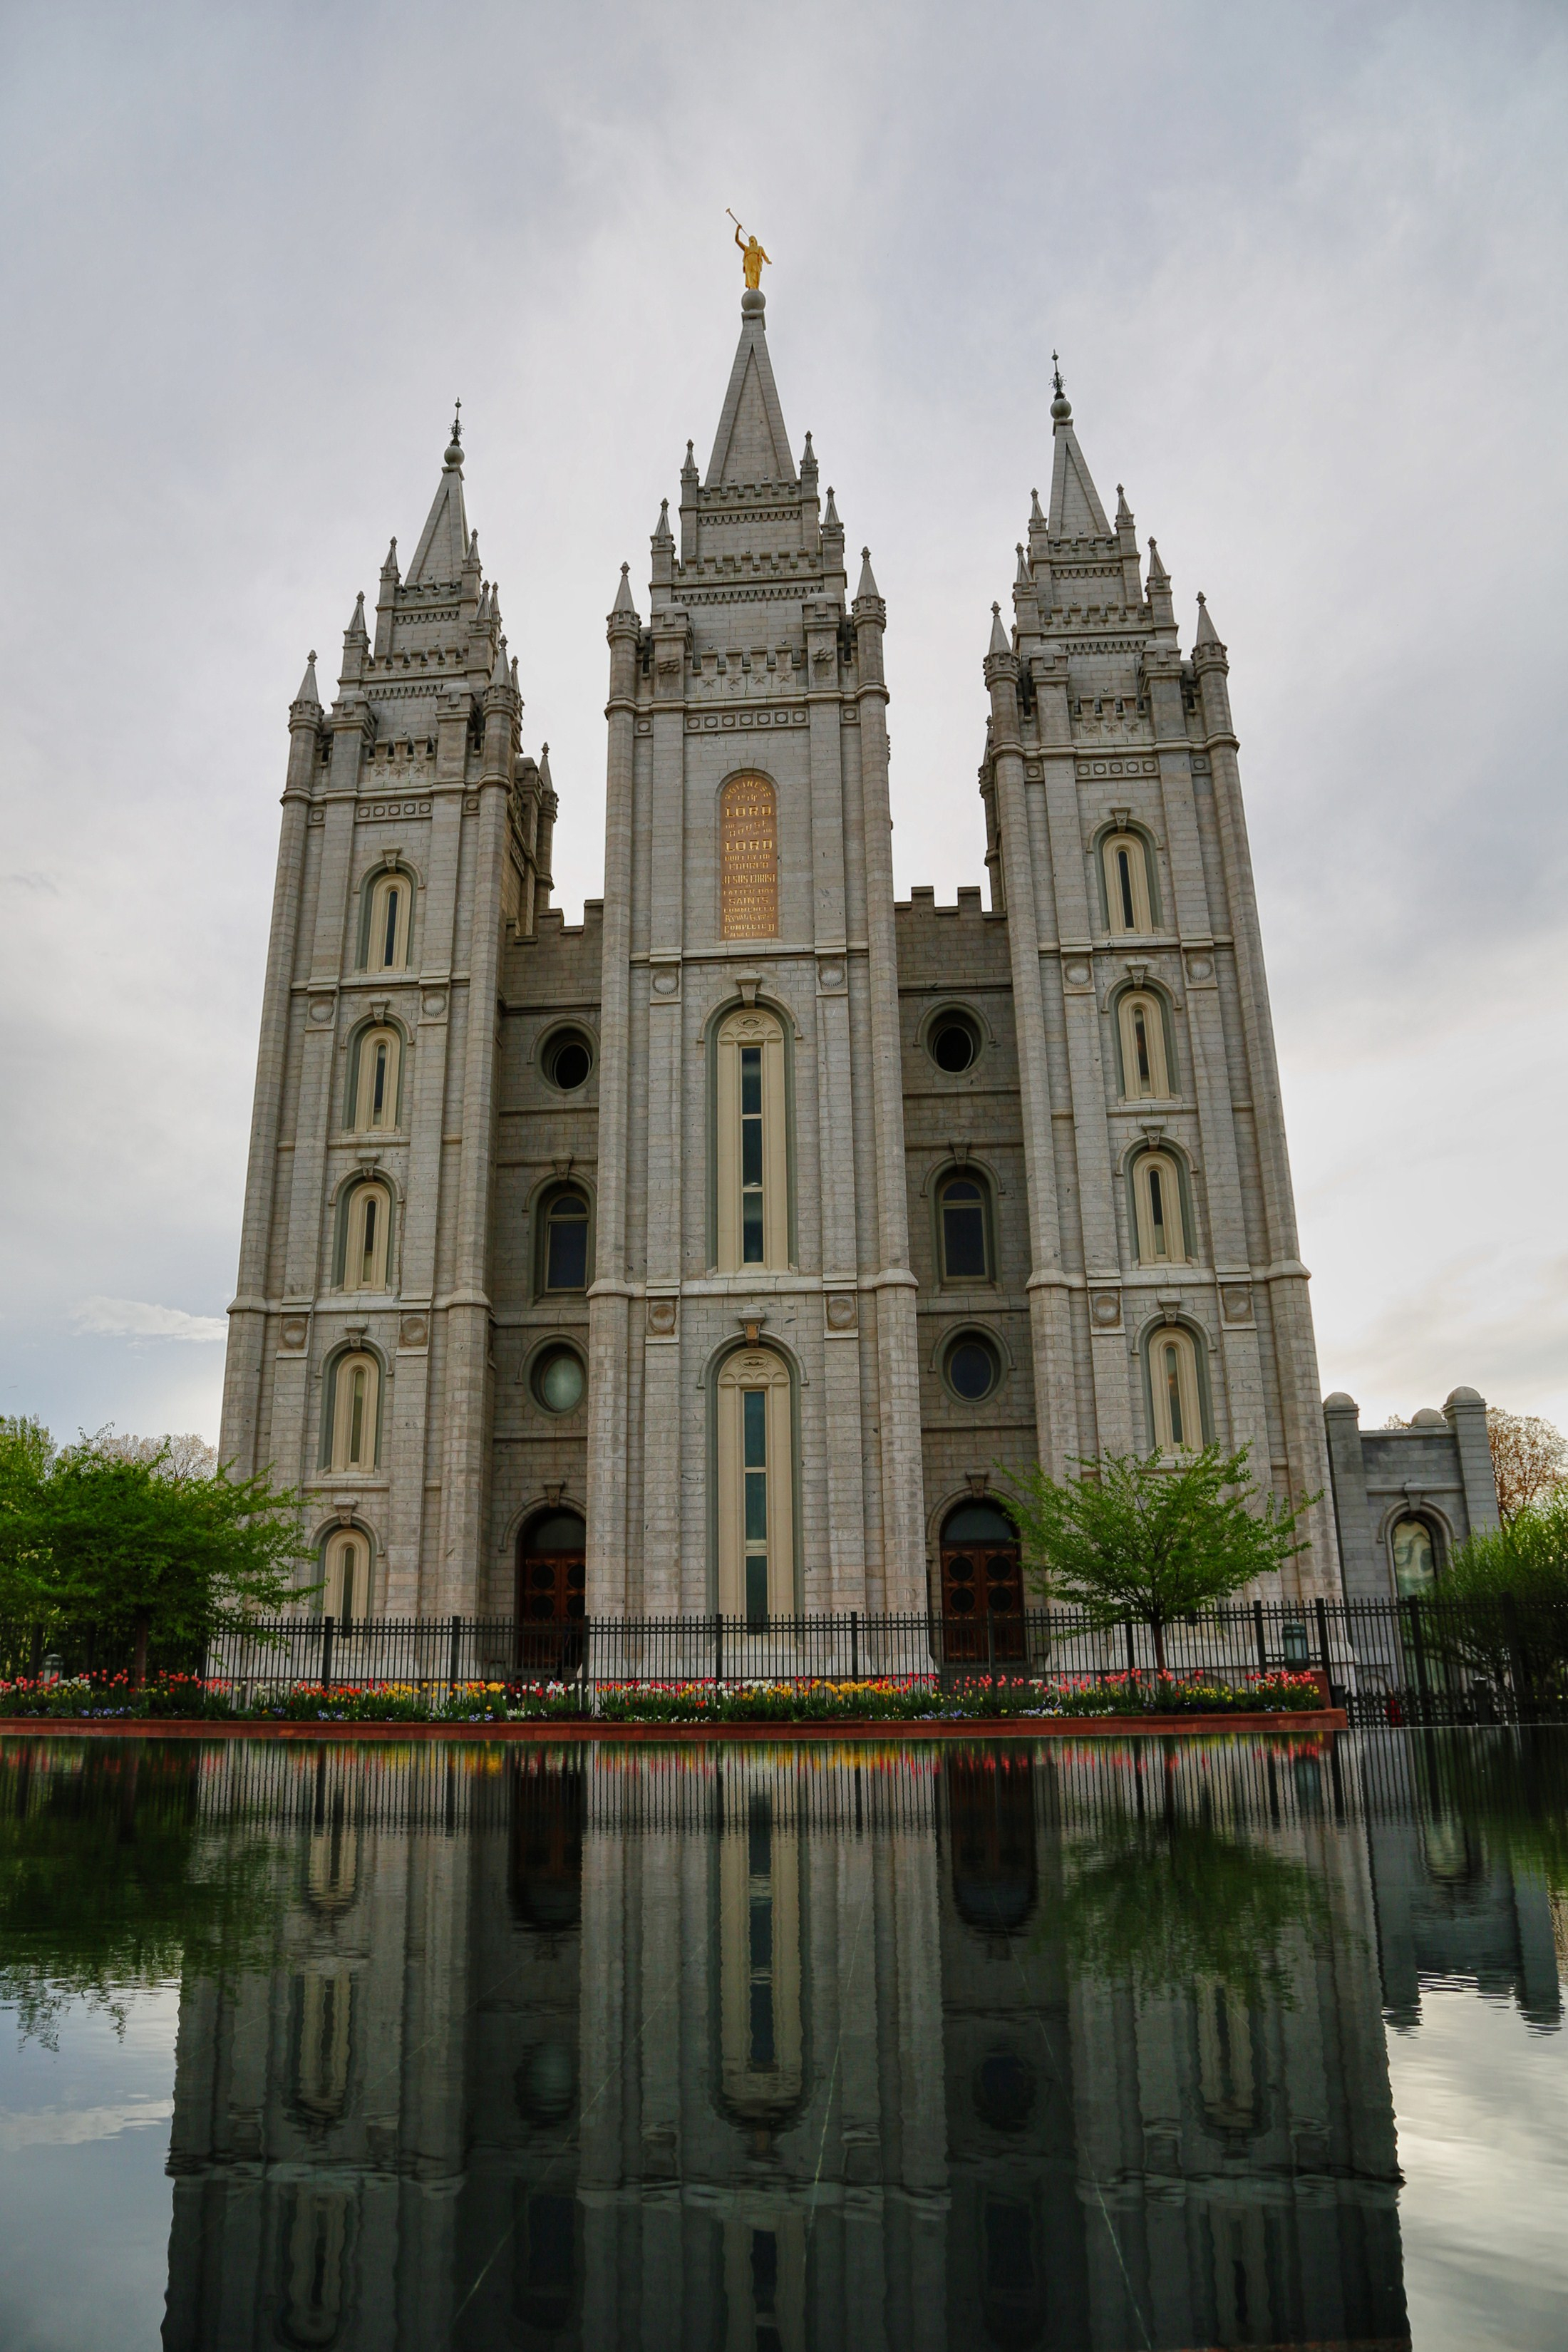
[940,1501,1025,1664]
[516,1511,586,1679]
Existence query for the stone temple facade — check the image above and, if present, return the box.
[220,287,1345,1622]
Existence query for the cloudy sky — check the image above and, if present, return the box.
[1,0,1564,1450]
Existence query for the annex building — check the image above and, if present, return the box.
[220,278,1479,1626]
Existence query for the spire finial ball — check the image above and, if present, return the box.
[308,649,316,663]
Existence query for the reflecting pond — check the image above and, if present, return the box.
[0,1730,1566,2350]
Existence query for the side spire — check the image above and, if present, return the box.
[612,561,637,617]
[988,602,1011,658]
[408,408,470,585]
[293,649,320,707]
[1195,590,1221,645]
[856,545,880,601]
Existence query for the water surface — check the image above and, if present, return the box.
[0,1729,1564,2350]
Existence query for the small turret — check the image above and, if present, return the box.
[1145,537,1175,634]
[292,649,321,711]
[338,591,368,689]
[1115,484,1143,603]
[651,496,675,593]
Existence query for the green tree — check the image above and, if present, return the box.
[0,1418,55,1641]
[1001,1444,1314,1669]
[24,1445,310,1686]
[1423,1494,1568,1689]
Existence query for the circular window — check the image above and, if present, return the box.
[929,1011,980,1074]
[542,1028,594,1091]
[532,1346,586,1415]
[945,1334,1000,1402]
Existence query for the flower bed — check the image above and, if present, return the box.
[0,1668,1324,1724]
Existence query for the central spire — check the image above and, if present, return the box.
[704,289,796,488]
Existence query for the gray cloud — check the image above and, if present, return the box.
[1,0,1563,1440]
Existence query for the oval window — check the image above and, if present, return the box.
[929,1012,979,1073]
[946,1335,1000,1402]
[543,1029,594,1091]
[532,1346,586,1415]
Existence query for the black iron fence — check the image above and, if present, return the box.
[4,1595,1565,1724]
[177,1594,1568,1723]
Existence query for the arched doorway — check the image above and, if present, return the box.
[515,1509,586,1678]
[940,1498,1025,1663]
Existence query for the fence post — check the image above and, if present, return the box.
[1502,1589,1529,1721]
[448,1614,462,1693]
[1314,1595,1334,1698]
[321,1615,334,1689]
[714,1611,723,1690]
[1123,1618,1137,1676]
[1252,1599,1268,1676]
[850,1609,860,1683]
[986,1608,996,1683]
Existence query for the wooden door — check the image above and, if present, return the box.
[516,1512,587,1680]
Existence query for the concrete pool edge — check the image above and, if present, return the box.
[0,1708,1345,1743]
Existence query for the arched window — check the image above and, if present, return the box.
[1116,990,1172,1100]
[716,1348,794,1622]
[363,869,412,972]
[291,1974,354,2127]
[349,1026,401,1132]
[719,773,779,940]
[340,1181,391,1292]
[538,1187,590,1295]
[277,2189,354,2350]
[720,1790,805,2132]
[1102,830,1155,934]
[938,1172,992,1284]
[1132,1149,1187,1264]
[325,1352,380,1472]
[1148,1324,1204,1455]
[321,1528,365,1622]
[1391,1516,1439,1598]
[714,1006,790,1272]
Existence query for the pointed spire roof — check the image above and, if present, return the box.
[1046,363,1111,539]
[1115,484,1132,525]
[653,497,674,546]
[1029,487,1045,525]
[856,546,880,600]
[538,741,553,792]
[1145,537,1170,585]
[1195,591,1220,645]
[490,633,510,689]
[612,561,637,616]
[705,294,795,487]
[408,408,470,585]
[988,602,1011,657]
[1015,543,1030,584]
[823,485,840,529]
[346,590,366,637]
[294,649,320,706]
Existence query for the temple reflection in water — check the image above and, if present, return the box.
[155,1731,1568,2349]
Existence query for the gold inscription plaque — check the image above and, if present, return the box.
[720,773,778,940]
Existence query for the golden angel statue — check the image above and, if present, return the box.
[728,214,770,290]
